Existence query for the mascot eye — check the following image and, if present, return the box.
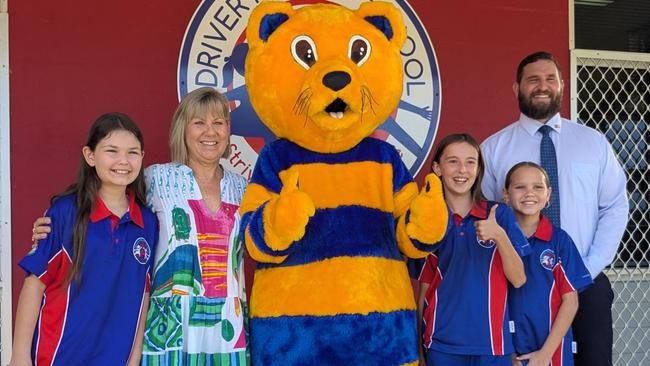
[291,35,318,69]
[348,36,371,65]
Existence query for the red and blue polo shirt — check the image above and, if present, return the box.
[412,201,530,356]
[509,215,592,366]
[19,193,158,366]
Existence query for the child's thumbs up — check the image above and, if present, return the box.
[474,204,503,243]
[488,204,498,221]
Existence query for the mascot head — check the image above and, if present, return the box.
[245,1,406,153]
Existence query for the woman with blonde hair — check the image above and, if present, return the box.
[141,87,248,365]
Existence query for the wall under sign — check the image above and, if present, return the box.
[7,0,571,326]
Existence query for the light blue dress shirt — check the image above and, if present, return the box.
[480,113,629,278]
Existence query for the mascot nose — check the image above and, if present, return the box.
[323,71,351,91]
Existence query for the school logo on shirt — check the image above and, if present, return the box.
[178,0,441,179]
[540,249,556,270]
[476,237,496,248]
[133,237,151,264]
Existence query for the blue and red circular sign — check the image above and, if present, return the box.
[178,0,441,178]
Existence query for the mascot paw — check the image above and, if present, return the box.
[406,173,448,244]
[264,170,316,251]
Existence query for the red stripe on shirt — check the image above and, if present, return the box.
[420,255,441,348]
[145,271,151,293]
[419,255,438,284]
[550,264,575,365]
[548,280,563,366]
[35,249,72,366]
[489,250,507,355]
[554,263,576,296]
[39,249,63,286]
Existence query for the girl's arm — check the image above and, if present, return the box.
[516,291,579,366]
[494,229,526,288]
[474,205,526,287]
[126,292,150,366]
[417,281,430,366]
[9,275,46,366]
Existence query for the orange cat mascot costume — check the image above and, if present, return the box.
[240,2,448,365]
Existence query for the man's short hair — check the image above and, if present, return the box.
[516,51,563,83]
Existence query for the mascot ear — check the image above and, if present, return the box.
[355,2,407,50]
[247,1,294,48]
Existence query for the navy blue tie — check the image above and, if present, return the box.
[539,125,561,227]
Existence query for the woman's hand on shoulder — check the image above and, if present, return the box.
[31,216,52,242]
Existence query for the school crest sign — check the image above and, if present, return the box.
[178,0,441,178]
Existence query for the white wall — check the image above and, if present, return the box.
[0,0,12,363]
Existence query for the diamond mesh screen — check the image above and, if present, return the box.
[572,49,650,365]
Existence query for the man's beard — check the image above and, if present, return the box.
[518,90,562,121]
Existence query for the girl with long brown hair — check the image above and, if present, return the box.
[10,113,157,366]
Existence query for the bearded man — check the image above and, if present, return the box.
[480,51,629,366]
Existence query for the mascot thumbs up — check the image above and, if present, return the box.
[239,2,448,365]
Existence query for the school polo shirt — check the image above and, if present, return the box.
[415,201,530,356]
[19,193,158,366]
[509,216,592,366]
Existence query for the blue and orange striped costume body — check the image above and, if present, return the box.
[240,138,433,365]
